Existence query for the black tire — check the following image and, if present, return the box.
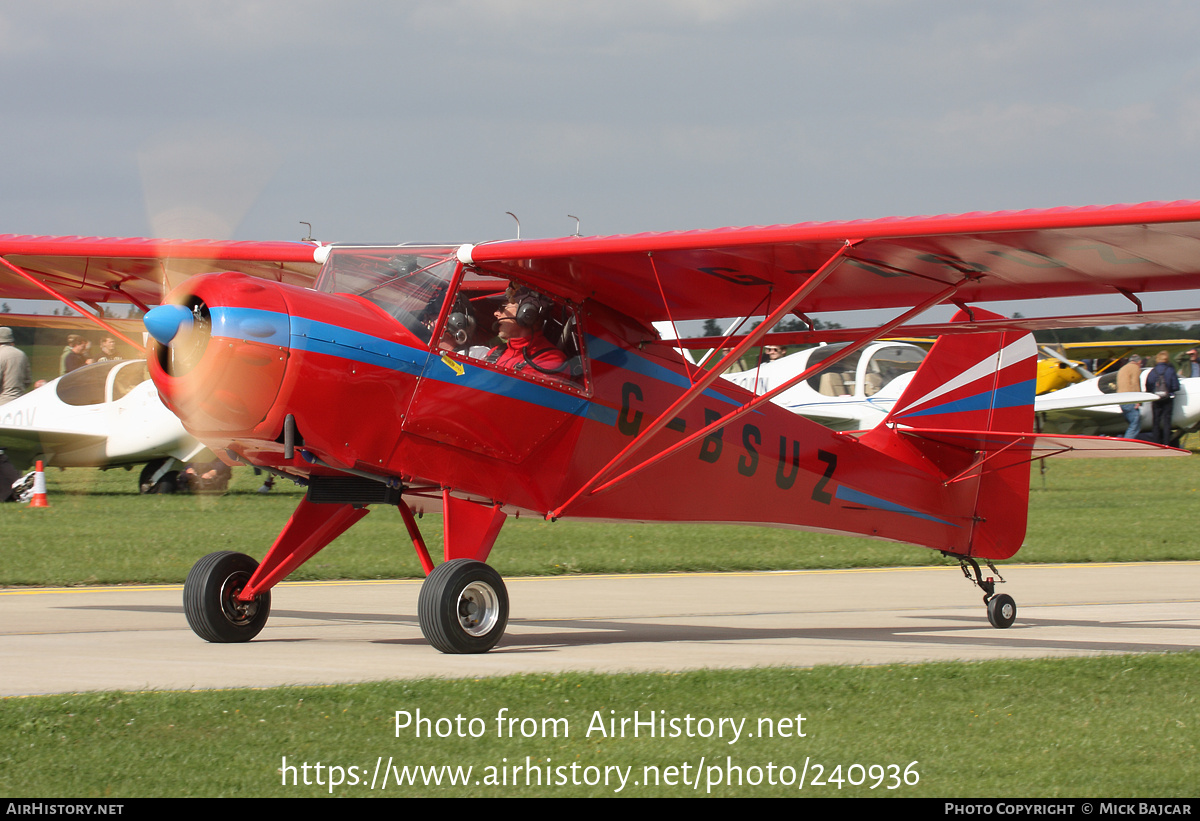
[151,471,179,494]
[418,559,508,654]
[138,460,177,494]
[987,593,1016,629]
[183,551,271,643]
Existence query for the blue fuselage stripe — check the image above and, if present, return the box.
[210,307,615,424]
[587,336,741,406]
[835,485,960,527]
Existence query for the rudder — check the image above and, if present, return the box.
[871,308,1037,559]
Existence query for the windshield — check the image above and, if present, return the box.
[315,246,458,342]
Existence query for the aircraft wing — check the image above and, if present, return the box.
[0,425,106,467]
[0,236,326,309]
[1060,339,1200,360]
[461,200,1200,323]
[1034,391,1156,413]
[673,308,1200,349]
[781,406,873,429]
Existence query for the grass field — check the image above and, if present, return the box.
[1,456,1199,585]
[1,655,1195,797]
[1,456,1196,798]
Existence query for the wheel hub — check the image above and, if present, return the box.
[220,572,260,625]
[457,582,499,636]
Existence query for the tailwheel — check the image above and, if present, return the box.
[987,593,1017,629]
[954,555,1017,630]
[418,559,508,654]
[183,551,271,643]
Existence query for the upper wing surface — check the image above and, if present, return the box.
[0,236,325,307]
[461,201,1200,322]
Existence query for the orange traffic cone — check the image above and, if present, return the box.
[28,460,49,508]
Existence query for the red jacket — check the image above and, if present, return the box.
[486,334,568,376]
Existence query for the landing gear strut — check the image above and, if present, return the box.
[958,557,1017,629]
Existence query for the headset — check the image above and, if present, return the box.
[508,286,551,328]
[444,295,477,346]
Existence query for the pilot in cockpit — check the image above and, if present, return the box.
[484,285,571,379]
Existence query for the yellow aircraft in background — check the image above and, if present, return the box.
[1036,340,1200,394]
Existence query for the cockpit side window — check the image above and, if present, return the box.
[862,345,925,395]
[111,361,150,401]
[806,344,862,396]
[437,271,588,392]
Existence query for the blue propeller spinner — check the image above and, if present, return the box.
[144,304,194,345]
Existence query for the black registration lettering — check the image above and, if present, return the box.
[738,424,760,477]
[618,382,643,436]
[699,408,724,463]
[812,449,837,504]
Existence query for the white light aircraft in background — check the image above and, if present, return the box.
[1033,370,1200,438]
[0,358,211,492]
[721,341,1175,435]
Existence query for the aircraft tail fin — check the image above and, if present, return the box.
[882,308,1036,434]
[862,307,1037,559]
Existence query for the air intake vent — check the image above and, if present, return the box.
[307,476,402,506]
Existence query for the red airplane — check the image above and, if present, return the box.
[3,201,1198,654]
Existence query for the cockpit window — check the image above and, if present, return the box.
[111,360,150,401]
[56,360,123,406]
[437,269,587,391]
[807,344,862,396]
[862,345,925,395]
[807,343,926,396]
[315,246,458,342]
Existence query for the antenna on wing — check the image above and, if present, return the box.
[505,211,521,239]
[568,214,581,237]
[300,222,314,241]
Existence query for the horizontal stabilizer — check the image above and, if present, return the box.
[895,427,1187,459]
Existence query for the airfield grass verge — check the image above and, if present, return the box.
[0,653,1195,798]
[1,457,1199,586]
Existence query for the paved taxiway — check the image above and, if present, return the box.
[2,562,1197,696]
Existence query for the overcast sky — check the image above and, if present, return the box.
[3,1,1200,321]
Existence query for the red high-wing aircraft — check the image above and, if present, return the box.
[3,201,1199,654]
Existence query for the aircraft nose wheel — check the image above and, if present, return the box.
[418,559,509,654]
[183,551,272,642]
[987,593,1017,629]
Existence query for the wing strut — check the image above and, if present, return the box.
[0,256,147,352]
[551,275,970,517]
[549,240,861,518]
[647,251,698,383]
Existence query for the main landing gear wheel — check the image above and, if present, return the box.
[139,459,178,494]
[987,593,1017,629]
[183,551,271,643]
[418,559,508,654]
